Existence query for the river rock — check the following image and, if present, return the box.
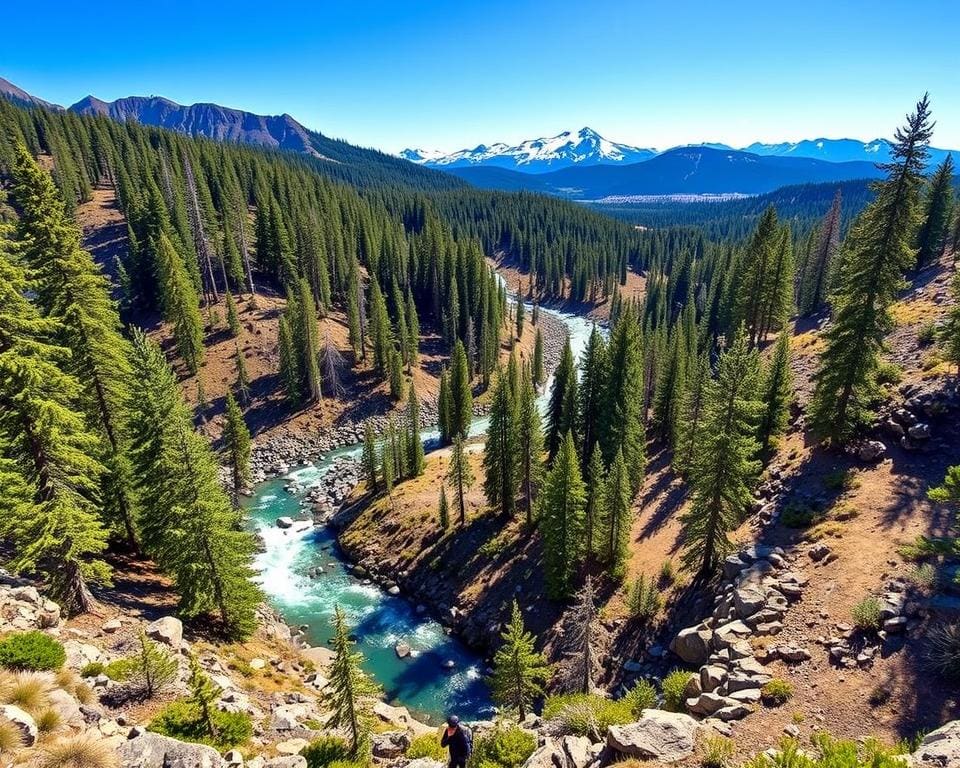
[607,710,702,762]
[276,516,294,529]
[118,730,222,768]
[395,641,411,658]
[372,730,410,758]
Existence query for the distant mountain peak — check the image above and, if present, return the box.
[0,76,64,111]
[401,127,658,174]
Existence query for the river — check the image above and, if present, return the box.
[243,303,597,724]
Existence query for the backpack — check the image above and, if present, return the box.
[462,725,473,756]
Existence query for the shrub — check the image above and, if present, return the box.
[925,622,960,679]
[0,718,24,755]
[104,659,135,681]
[661,670,693,712]
[659,559,676,586]
[623,679,656,716]
[37,732,121,768]
[79,662,105,678]
[908,563,937,589]
[760,679,793,706]
[471,725,536,768]
[699,734,735,768]
[823,469,857,491]
[626,574,661,622]
[852,597,883,632]
[869,682,893,707]
[406,732,446,761]
[780,502,820,528]
[918,321,938,345]
[0,670,51,713]
[149,700,252,750]
[542,692,636,736]
[0,631,66,671]
[875,361,903,386]
[302,735,352,768]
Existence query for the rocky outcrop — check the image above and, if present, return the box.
[118,730,224,768]
[910,719,960,766]
[607,709,702,762]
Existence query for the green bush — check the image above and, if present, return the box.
[626,574,661,622]
[79,662,105,678]
[661,670,693,712]
[925,622,960,679]
[302,735,352,768]
[623,679,656,715]
[659,559,676,586]
[852,597,882,632]
[407,731,445,761]
[875,361,903,386]
[918,321,938,346]
[543,692,637,736]
[699,734,735,768]
[760,678,793,706]
[743,734,905,767]
[149,700,252,750]
[0,631,66,671]
[104,658,135,681]
[470,725,536,768]
[780,502,820,529]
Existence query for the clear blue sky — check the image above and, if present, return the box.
[4,0,959,153]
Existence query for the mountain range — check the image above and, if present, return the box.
[404,129,957,173]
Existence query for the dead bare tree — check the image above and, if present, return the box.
[237,207,256,298]
[321,331,347,397]
[183,154,220,305]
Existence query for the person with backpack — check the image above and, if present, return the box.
[441,715,472,768]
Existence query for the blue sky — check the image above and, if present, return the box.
[4,0,959,153]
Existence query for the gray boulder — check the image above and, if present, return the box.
[606,709,701,762]
[406,761,445,768]
[146,616,183,649]
[264,759,307,768]
[371,730,410,758]
[670,625,712,665]
[0,704,37,747]
[911,719,960,766]
[118,731,223,768]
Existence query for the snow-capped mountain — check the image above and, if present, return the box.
[742,138,956,167]
[400,127,657,174]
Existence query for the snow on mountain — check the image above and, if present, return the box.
[400,127,657,174]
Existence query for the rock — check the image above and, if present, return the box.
[0,704,37,747]
[301,645,335,668]
[670,625,713,665]
[102,618,122,633]
[372,731,411,758]
[908,423,931,440]
[249,658,266,670]
[405,761,445,768]
[395,641,411,659]
[265,758,308,768]
[118,731,222,768]
[699,665,726,693]
[521,739,560,768]
[687,692,740,717]
[778,646,811,662]
[276,516,295,529]
[858,440,886,462]
[561,735,601,768]
[387,585,401,596]
[276,738,310,755]
[911,719,960,766]
[808,543,831,562]
[38,601,61,628]
[607,710,702,762]
[145,616,183,649]
[713,620,752,649]
[733,586,767,619]
[715,704,752,721]
[372,701,435,737]
[224,750,244,768]
[883,616,907,633]
[723,555,749,580]
[47,688,83,725]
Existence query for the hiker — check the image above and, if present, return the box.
[441,715,472,768]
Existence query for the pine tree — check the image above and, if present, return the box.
[298,278,323,403]
[362,420,379,493]
[734,206,781,347]
[576,326,609,470]
[449,340,473,440]
[539,431,586,599]
[406,385,425,477]
[326,605,381,758]
[0,228,110,614]
[940,268,960,373]
[515,289,525,339]
[389,348,404,401]
[438,485,450,530]
[447,435,475,527]
[381,425,395,494]
[602,449,632,581]
[915,153,955,270]
[602,307,646,493]
[222,392,251,501]
[547,340,577,460]
[799,190,842,315]
[517,366,544,526]
[563,576,596,694]
[483,371,519,517]
[489,601,550,721]
[681,328,762,576]
[532,329,545,389]
[405,290,420,373]
[757,331,793,457]
[584,444,607,561]
[438,368,452,446]
[225,290,241,336]
[278,316,300,404]
[154,231,205,374]
[809,96,933,443]
[187,653,222,742]
[234,344,250,405]
[673,352,711,476]
[127,629,178,699]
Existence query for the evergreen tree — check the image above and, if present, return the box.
[681,328,762,576]
[915,154,955,270]
[799,190,842,315]
[381,425,395,494]
[584,444,607,561]
[602,307,646,493]
[539,431,586,599]
[940,268,960,373]
[483,371,519,517]
[389,348,404,401]
[673,352,711,476]
[563,575,596,694]
[298,278,323,403]
[546,340,576,460]
[449,340,473,440]
[326,605,381,758]
[0,228,110,614]
[576,326,609,470]
[278,316,300,404]
[809,96,933,443]
[127,629,178,699]
[438,367,452,445]
[405,290,420,373]
[515,289,525,339]
[532,329,544,389]
[406,385,425,477]
[447,435,474,527]
[222,392,252,501]
[757,331,793,457]
[225,290,241,336]
[154,231,205,374]
[438,485,450,530]
[600,448,632,580]
[234,343,251,405]
[517,366,544,525]
[186,653,222,742]
[489,601,550,722]
[362,420,379,493]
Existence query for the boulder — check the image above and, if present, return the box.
[699,665,726,693]
[858,440,886,462]
[38,600,61,628]
[224,750,244,768]
[395,641,412,659]
[301,645,335,668]
[265,758,308,768]
[908,423,931,440]
[102,618,123,633]
[561,735,601,768]
[372,701,435,736]
[372,730,410,758]
[275,738,310,755]
[0,704,37,747]
[522,739,560,768]
[713,620,752,649]
[145,616,183,649]
[808,543,831,563]
[670,625,712,665]
[911,719,960,766]
[607,710,701,762]
[117,731,222,768]
[276,516,295,529]
[733,587,766,619]
[406,761,445,768]
[686,692,740,717]
[47,688,83,725]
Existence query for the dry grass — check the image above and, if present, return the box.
[890,296,940,326]
[0,718,25,755]
[35,707,63,734]
[0,670,52,714]
[37,732,120,768]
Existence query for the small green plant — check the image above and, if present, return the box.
[781,502,820,528]
[80,661,106,678]
[470,725,536,768]
[626,574,661,622]
[852,597,883,632]
[0,631,66,671]
[823,468,857,491]
[543,692,637,735]
[792,712,805,724]
[925,622,960,679]
[302,735,352,768]
[918,321,938,345]
[104,659,135,681]
[149,700,252,750]
[477,532,511,559]
[761,678,793,706]
[699,734,735,768]
[661,670,693,712]
[623,679,657,716]
[908,562,937,589]
[658,559,676,586]
[875,361,903,386]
